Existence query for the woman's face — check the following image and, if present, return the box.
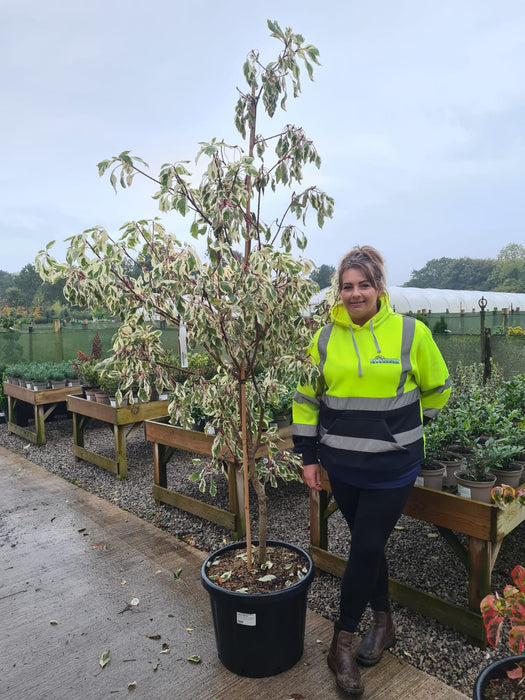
[340,268,382,325]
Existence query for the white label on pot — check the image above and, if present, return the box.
[415,476,424,486]
[457,484,472,499]
[236,612,256,627]
[443,467,448,477]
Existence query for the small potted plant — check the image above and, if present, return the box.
[454,439,500,503]
[47,362,68,388]
[31,365,50,391]
[488,436,525,488]
[78,363,100,400]
[476,564,525,700]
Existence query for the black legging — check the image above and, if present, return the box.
[328,474,415,633]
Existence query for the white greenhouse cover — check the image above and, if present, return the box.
[309,287,525,315]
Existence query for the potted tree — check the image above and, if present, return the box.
[36,20,333,677]
[476,564,525,700]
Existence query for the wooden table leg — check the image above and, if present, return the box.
[228,460,246,541]
[72,412,84,461]
[7,395,15,425]
[114,424,127,480]
[35,404,45,445]
[467,536,493,614]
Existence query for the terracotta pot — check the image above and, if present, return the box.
[454,471,497,503]
[493,464,524,488]
[440,458,464,489]
[94,390,110,405]
[416,461,445,490]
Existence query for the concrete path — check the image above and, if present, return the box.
[0,446,469,699]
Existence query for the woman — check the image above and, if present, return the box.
[293,246,450,697]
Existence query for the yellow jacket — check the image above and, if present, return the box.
[292,293,451,487]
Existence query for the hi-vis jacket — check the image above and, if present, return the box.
[292,293,451,488]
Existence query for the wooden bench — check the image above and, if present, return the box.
[144,417,293,540]
[4,382,82,445]
[66,395,171,480]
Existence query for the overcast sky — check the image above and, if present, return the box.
[2,0,524,285]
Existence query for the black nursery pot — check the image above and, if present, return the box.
[472,654,525,699]
[201,539,314,678]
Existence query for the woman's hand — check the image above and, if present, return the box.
[303,463,322,491]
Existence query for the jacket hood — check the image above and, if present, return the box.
[330,290,394,329]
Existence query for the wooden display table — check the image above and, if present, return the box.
[310,467,525,644]
[144,417,293,540]
[3,382,82,446]
[66,395,170,480]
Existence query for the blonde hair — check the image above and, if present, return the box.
[335,245,386,293]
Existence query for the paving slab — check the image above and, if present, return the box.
[0,446,469,699]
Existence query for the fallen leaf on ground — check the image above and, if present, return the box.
[99,649,110,669]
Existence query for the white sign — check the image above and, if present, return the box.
[236,612,256,627]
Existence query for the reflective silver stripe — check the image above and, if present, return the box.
[292,424,319,437]
[321,434,406,453]
[395,425,424,444]
[423,407,440,418]
[421,375,452,397]
[320,424,422,453]
[396,315,415,396]
[294,391,320,406]
[321,387,421,412]
[317,323,333,375]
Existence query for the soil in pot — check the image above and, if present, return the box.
[203,543,310,594]
[473,655,525,700]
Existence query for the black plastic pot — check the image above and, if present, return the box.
[472,654,525,699]
[201,539,314,677]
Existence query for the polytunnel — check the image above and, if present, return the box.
[308,287,525,315]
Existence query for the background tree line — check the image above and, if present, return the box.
[1,242,524,326]
[309,242,525,293]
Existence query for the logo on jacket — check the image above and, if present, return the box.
[370,354,400,365]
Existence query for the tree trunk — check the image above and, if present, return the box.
[250,461,268,565]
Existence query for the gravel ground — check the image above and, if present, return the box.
[1,411,523,697]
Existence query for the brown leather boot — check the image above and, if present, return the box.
[355,610,396,666]
[327,627,364,697]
